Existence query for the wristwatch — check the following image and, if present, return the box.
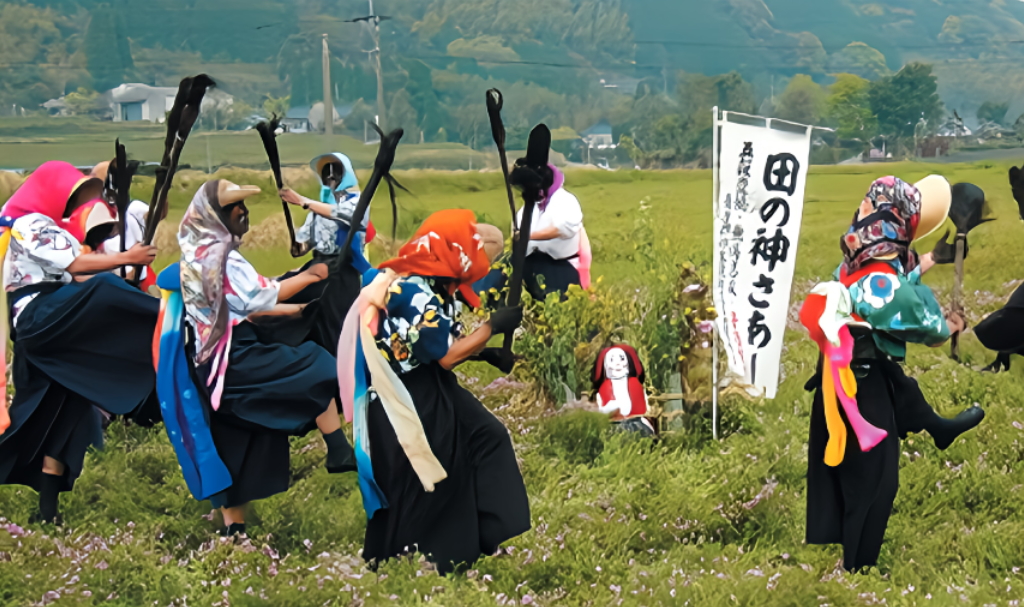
[302,202,310,210]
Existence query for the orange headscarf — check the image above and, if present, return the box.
[378,209,490,308]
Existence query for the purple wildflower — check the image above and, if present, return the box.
[5,524,25,537]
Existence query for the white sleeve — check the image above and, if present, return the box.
[224,251,280,317]
[11,215,78,272]
[295,212,315,246]
[125,201,148,248]
[549,191,583,239]
[330,191,366,228]
[101,201,148,253]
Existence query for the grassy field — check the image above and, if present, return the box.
[0,117,499,172]
[3,161,1024,605]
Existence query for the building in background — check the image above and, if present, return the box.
[581,120,614,149]
[103,83,179,122]
[580,120,617,167]
[281,106,312,133]
[40,97,69,117]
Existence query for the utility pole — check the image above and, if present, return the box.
[368,0,385,131]
[322,33,334,137]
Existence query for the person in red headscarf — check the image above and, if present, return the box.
[0,162,159,525]
[339,209,530,574]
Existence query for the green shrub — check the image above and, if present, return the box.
[515,199,716,406]
[537,410,610,465]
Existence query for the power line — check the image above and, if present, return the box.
[11,42,1024,74]
[633,38,1024,51]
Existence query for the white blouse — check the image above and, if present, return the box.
[515,187,583,260]
[222,250,280,324]
[4,213,81,326]
[183,250,280,343]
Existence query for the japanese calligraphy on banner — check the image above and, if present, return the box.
[713,115,812,399]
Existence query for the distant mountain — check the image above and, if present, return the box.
[629,0,1024,125]
[8,0,1024,129]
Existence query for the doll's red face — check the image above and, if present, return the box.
[604,348,629,380]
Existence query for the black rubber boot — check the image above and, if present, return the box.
[34,473,63,525]
[323,428,357,474]
[930,406,986,451]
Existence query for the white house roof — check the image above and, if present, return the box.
[107,83,178,104]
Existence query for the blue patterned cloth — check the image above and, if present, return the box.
[156,263,232,501]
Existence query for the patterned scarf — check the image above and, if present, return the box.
[841,176,921,274]
[178,181,241,409]
[378,209,491,308]
[338,268,448,519]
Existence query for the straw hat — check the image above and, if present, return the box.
[476,223,504,262]
[310,153,346,177]
[913,174,952,241]
[90,161,111,182]
[216,181,261,207]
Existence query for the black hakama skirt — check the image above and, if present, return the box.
[975,282,1024,355]
[524,252,579,302]
[363,364,531,574]
[0,274,159,492]
[806,357,900,571]
[256,254,362,351]
[198,322,336,509]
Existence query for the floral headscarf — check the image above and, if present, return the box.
[378,209,491,308]
[178,181,241,409]
[841,176,922,273]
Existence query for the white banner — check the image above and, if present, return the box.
[713,115,812,399]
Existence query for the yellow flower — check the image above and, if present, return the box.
[706,307,717,314]
[678,355,686,361]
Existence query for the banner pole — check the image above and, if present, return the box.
[711,106,721,442]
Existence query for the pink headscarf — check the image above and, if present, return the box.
[2,161,100,224]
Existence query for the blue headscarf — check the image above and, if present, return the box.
[310,152,370,272]
[310,152,359,203]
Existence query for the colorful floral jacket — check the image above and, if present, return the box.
[374,275,462,374]
[834,260,949,359]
